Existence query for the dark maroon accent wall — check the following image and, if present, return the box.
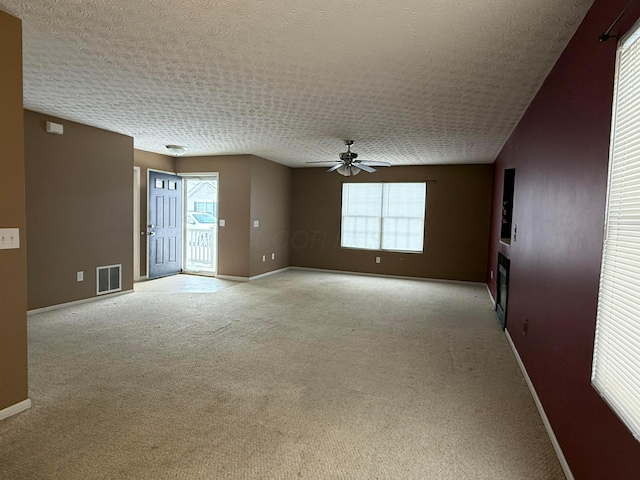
[487,0,640,478]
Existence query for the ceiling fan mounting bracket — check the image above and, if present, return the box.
[340,140,357,162]
[339,151,358,162]
[305,140,390,176]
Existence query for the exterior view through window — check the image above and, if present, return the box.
[341,182,426,252]
[592,21,640,442]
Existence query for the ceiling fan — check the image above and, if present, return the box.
[306,140,391,176]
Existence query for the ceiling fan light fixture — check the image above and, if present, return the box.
[336,165,360,177]
[306,140,390,175]
[165,144,188,156]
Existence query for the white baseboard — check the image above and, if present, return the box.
[249,267,290,280]
[27,290,133,316]
[216,275,249,282]
[218,267,291,283]
[0,399,31,421]
[290,266,485,286]
[505,330,574,480]
[486,284,496,308]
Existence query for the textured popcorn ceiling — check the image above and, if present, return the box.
[0,0,594,166]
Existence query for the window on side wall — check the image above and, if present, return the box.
[341,182,426,253]
[592,20,640,442]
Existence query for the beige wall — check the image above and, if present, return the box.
[290,165,493,282]
[249,156,291,277]
[133,149,175,277]
[24,111,134,309]
[177,154,292,278]
[0,10,28,412]
[177,155,252,277]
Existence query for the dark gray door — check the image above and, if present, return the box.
[148,171,182,279]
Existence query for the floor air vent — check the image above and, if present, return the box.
[97,264,122,295]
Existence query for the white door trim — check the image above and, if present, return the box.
[182,173,220,277]
[133,166,141,281]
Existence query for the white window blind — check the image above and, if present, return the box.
[592,22,640,442]
[341,183,426,252]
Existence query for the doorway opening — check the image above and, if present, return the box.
[183,176,218,275]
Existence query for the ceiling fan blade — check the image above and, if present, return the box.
[306,160,338,164]
[360,160,391,167]
[356,163,376,173]
[327,164,342,172]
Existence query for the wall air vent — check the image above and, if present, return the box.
[96,264,122,295]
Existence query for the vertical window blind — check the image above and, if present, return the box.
[341,183,426,252]
[592,22,640,442]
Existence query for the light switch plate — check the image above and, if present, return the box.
[219,219,226,227]
[0,228,19,249]
[253,220,260,227]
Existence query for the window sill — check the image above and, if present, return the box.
[341,246,423,254]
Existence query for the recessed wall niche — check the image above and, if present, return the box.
[501,169,515,244]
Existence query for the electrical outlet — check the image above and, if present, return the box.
[271,253,275,260]
[253,220,260,227]
[77,271,84,282]
[0,228,20,250]
[375,256,381,264]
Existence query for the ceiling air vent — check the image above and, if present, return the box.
[97,264,122,295]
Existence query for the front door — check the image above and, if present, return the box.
[148,171,182,279]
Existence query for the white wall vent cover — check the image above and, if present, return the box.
[97,264,122,295]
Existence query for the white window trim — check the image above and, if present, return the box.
[592,18,640,443]
[340,182,426,253]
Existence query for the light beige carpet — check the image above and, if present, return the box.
[133,274,239,294]
[0,270,564,479]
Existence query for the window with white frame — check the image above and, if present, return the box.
[194,200,215,215]
[592,21,640,442]
[341,182,426,252]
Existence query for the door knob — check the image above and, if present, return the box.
[148,231,156,236]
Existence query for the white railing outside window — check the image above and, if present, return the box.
[186,225,217,271]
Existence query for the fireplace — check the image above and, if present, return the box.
[496,253,510,329]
